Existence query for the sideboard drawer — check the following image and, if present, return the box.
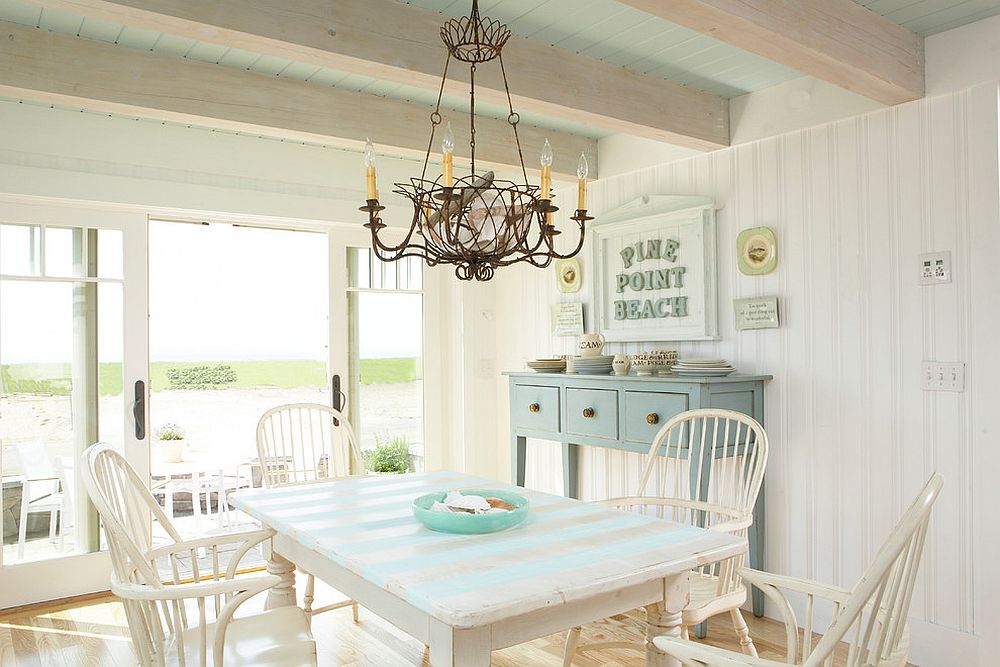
[512,385,560,432]
[624,391,689,444]
[566,388,618,439]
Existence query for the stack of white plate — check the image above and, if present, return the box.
[671,358,736,377]
[574,355,614,375]
[526,358,566,373]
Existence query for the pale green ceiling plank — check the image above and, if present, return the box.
[37,7,82,34]
[278,61,324,81]
[76,16,123,43]
[185,41,229,64]
[250,54,295,76]
[0,0,42,26]
[217,48,260,70]
[305,67,350,86]
[151,33,197,57]
[116,25,160,50]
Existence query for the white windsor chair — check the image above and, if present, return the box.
[80,443,316,667]
[652,473,943,667]
[255,403,364,621]
[564,408,769,665]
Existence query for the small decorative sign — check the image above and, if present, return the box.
[592,195,718,342]
[734,296,780,330]
[551,302,584,336]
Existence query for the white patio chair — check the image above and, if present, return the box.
[564,408,769,665]
[81,443,316,667]
[15,440,70,560]
[256,403,364,622]
[653,473,943,667]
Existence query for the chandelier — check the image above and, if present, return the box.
[360,0,592,281]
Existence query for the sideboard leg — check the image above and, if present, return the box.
[749,495,765,616]
[561,443,579,499]
[511,435,527,487]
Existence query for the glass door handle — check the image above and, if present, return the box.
[133,380,146,440]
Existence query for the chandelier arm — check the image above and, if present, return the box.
[421,53,453,181]
[537,221,586,261]
[497,53,529,186]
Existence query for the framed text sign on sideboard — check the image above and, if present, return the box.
[592,195,719,342]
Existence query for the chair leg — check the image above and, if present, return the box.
[562,626,582,667]
[48,509,57,542]
[731,609,758,657]
[304,573,315,618]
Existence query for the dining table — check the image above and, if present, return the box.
[229,470,745,667]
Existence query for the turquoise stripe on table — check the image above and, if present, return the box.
[332,496,602,558]
[403,525,706,613]
[361,511,673,587]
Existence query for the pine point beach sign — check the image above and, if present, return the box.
[593,196,718,342]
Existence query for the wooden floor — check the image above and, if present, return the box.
[0,588,914,666]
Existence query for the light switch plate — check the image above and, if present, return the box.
[918,251,952,285]
[921,361,965,392]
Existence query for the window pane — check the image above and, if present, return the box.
[44,227,83,277]
[352,292,423,471]
[0,280,112,564]
[408,257,422,291]
[0,224,41,276]
[96,229,124,280]
[382,259,397,290]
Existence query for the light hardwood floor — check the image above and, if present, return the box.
[0,587,915,666]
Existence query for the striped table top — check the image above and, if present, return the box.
[231,470,744,628]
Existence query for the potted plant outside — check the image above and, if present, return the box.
[154,423,187,463]
[363,433,412,474]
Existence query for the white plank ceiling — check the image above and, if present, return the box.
[1,0,998,141]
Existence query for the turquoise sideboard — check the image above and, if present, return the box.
[504,371,772,619]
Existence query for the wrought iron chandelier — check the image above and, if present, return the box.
[360,0,592,281]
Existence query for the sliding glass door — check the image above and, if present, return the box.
[0,203,148,607]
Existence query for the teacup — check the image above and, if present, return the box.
[578,333,606,357]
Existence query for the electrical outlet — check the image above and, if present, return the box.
[918,251,952,285]
[921,361,965,392]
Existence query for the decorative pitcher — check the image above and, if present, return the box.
[578,333,606,357]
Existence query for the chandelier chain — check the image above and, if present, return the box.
[498,53,528,186]
[421,53,452,181]
[469,62,477,175]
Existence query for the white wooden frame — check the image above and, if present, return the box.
[0,199,149,608]
[592,195,719,342]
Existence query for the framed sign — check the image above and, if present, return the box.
[734,296,780,330]
[550,302,584,336]
[592,195,719,342]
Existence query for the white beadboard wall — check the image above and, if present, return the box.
[492,82,1000,666]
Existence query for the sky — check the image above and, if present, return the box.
[0,221,422,364]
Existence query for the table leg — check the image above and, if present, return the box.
[428,618,490,667]
[511,434,526,487]
[645,574,689,667]
[264,544,297,610]
[561,442,579,499]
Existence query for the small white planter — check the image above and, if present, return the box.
[157,438,186,463]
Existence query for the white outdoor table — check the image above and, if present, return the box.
[230,470,745,667]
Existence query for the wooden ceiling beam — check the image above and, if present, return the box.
[619,0,924,105]
[0,21,596,179]
[30,0,730,150]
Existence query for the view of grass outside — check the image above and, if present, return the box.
[1,358,418,396]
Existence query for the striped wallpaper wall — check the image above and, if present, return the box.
[488,82,1000,666]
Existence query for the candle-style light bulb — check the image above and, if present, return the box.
[576,152,588,211]
[364,138,378,199]
[540,138,553,167]
[540,138,553,200]
[577,152,588,180]
[442,122,455,187]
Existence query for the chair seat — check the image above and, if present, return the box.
[170,606,316,667]
[683,571,747,624]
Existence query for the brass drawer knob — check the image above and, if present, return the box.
[528,403,540,413]
[646,413,660,425]
[582,407,595,418]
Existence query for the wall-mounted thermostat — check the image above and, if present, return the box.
[918,251,952,285]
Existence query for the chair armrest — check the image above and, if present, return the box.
[738,567,852,604]
[652,636,787,666]
[111,573,280,601]
[708,515,752,534]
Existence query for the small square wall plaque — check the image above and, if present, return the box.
[734,296,780,330]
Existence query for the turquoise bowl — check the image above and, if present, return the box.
[412,489,530,534]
